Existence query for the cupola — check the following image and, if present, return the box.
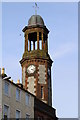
[28,15,45,27]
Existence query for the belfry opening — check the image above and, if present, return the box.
[24,31,48,51]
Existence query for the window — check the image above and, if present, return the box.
[16,110,20,118]
[26,114,30,120]
[41,86,44,99]
[28,40,29,51]
[4,105,9,118]
[16,88,20,101]
[37,116,43,120]
[31,41,33,50]
[26,93,30,105]
[39,40,42,50]
[35,41,37,50]
[4,82,9,96]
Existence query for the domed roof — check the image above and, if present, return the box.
[28,15,45,27]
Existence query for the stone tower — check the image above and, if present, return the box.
[20,14,53,106]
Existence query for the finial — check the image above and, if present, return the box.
[33,2,39,15]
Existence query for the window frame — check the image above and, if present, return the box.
[26,113,30,120]
[41,86,44,99]
[4,81,10,97]
[16,88,21,102]
[3,104,10,118]
[16,109,21,119]
[25,93,30,106]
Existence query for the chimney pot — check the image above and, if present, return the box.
[17,79,20,84]
[2,68,5,74]
[11,80,13,82]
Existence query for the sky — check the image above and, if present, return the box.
[2,2,78,118]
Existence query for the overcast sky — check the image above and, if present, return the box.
[2,2,78,118]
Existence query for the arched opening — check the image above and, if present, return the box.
[28,32,37,51]
[31,41,33,51]
[39,32,42,50]
[41,86,44,99]
[35,41,37,50]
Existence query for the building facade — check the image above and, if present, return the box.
[0,69,57,119]
[0,71,34,119]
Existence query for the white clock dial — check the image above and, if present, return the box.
[27,65,36,74]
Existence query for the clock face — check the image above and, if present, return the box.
[27,65,36,74]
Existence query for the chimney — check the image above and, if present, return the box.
[17,79,23,88]
[1,68,7,78]
[17,79,20,84]
[2,68,5,74]
[11,80,13,82]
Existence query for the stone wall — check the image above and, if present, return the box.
[2,79,34,118]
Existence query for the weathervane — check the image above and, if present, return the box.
[33,3,39,15]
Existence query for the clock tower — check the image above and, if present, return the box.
[20,14,53,106]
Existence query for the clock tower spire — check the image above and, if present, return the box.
[20,14,53,106]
